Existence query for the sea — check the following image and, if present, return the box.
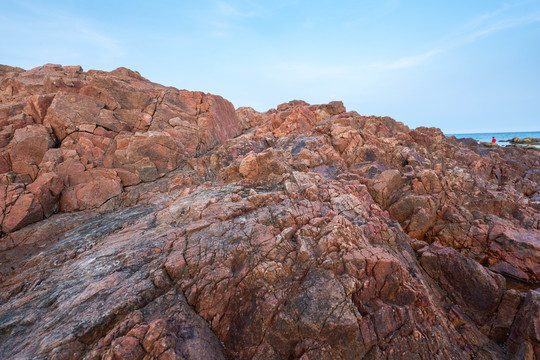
[446,131,540,148]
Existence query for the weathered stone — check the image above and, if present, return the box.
[238,152,258,179]
[488,228,540,283]
[9,124,55,180]
[420,243,506,324]
[27,172,64,217]
[45,93,104,141]
[0,63,538,359]
[507,290,540,359]
[60,170,122,211]
[490,289,524,343]
[2,193,43,232]
[23,94,55,123]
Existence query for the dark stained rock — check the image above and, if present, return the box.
[507,290,540,358]
[488,227,540,283]
[490,289,524,343]
[419,242,506,324]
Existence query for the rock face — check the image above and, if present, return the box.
[0,64,241,234]
[0,64,539,359]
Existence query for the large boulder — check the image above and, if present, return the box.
[27,172,64,218]
[2,193,43,233]
[488,227,540,283]
[60,169,122,211]
[44,93,105,141]
[9,125,55,180]
[507,290,540,358]
[113,132,184,183]
[420,243,506,324]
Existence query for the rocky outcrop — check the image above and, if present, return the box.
[0,64,539,359]
[419,243,506,324]
[0,64,243,235]
[509,137,540,145]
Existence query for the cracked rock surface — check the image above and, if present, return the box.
[0,64,539,359]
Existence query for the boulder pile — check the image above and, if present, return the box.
[0,64,539,359]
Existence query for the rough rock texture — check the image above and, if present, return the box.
[0,63,241,234]
[0,64,539,359]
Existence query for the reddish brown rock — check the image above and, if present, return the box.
[490,289,524,343]
[113,132,183,182]
[388,194,437,239]
[507,290,540,358]
[23,94,55,123]
[238,152,258,179]
[2,193,43,233]
[44,93,105,141]
[27,172,64,217]
[0,151,10,173]
[60,169,122,211]
[9,124,55,180]
[420,243,506,324]
[367,169,403,206]
[109,336,144,360]
[488,227,540,282]
[1,64,539,359]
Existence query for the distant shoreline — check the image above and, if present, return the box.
[446,130,540,137]
[447,131,540,148]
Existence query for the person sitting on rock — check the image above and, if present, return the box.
[491,137,496,143]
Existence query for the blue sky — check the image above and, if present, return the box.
[1,0,539,133]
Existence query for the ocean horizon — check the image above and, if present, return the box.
[446,130,540,147]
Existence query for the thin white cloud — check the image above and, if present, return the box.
[374,48,445,70]
[273,62,348,81]
[6,1,125,59]
[215,0,260,18]
[467,13,540,40]
[193,1,262,38]
[374,2,540,70]
[466,2,522,28]
[72,25,125,58]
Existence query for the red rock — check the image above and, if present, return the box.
[115,168,141,186]
[142,319,166,353]
[110,336,144,360]
[238,152,258,179]
[199,94,242,147]
[27,172,64,217]
[490,289,524,342]
[23,94,55,123]
[387,194,437,239]
[367,169,403,206]
[419,242,506,324]
[2,193,43,233]
[9,125,55,180]
[0,151,10,173]
[507,290,540,358]
[60,170,122,211]
[1,64,539,359]
[79,85,121,111]
[488,227,540,283]
[236,106,264,130]
[113,132,183,182]
[45,93,104,141]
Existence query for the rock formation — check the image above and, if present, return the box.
[0,64,539,359]
[508,137,540,145]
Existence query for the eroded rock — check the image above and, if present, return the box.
[0,64,539,359]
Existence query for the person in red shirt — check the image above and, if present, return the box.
[492,137,496,143]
